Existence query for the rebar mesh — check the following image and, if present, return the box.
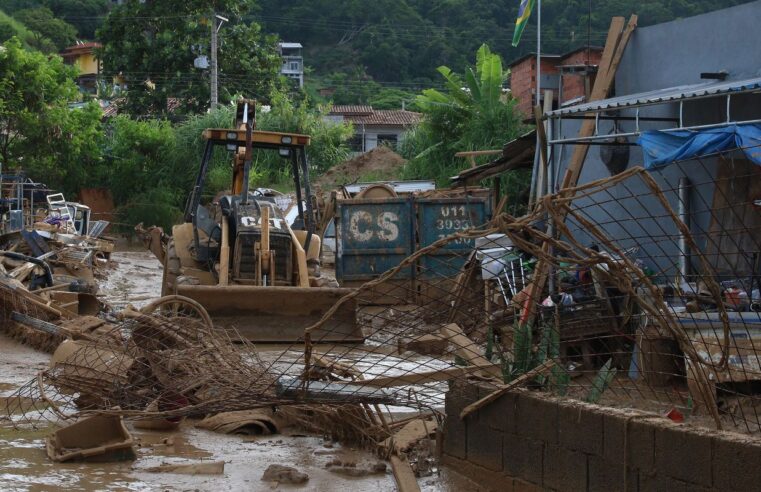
[6,152,761,443]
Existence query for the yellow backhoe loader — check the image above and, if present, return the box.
[149,100,361,343]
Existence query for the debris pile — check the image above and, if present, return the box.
[315,146,407,187]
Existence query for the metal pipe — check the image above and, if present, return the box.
[0,252,53,287]
[299,147,315,252]
[548,117,761,145]
[678,177,691,279]
[546,86,761,119]
[679,101,684,127]
[726,94,732,123]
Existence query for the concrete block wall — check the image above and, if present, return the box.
[442,380,761,491]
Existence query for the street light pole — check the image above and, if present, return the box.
[210,13,228,111]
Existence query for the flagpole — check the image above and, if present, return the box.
[536,0,541,107]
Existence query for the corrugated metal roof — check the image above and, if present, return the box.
[450,130,536,185]
[549,76,761,116]
[279,42,303,49]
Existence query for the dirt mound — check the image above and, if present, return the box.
[316,147,406,187]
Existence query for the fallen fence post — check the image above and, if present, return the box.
[389,455,421,492]
[459,359,557,420]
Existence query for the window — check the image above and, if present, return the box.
[377,134,398,148]
[347,135,363,152]
[289,61,300,71]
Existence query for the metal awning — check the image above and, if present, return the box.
[548,76,761,117]
[450,131,535,185]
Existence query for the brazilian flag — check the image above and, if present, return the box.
[512,0,536,47]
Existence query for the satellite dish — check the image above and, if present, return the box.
[600,136,630,176]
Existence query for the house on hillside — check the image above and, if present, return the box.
[327,105,422,153]
[279,42,304,88]
[61,41,102,93]
[509,46,603,115]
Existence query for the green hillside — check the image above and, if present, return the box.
[256,0,754,94]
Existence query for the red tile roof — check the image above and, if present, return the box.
[61,42,102,56]
[329,106,422,127]
[330,105,374,116]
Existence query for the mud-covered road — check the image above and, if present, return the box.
[0,251,477,491]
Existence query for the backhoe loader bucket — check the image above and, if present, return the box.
[174,285,362,343]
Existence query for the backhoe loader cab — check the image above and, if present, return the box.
[161,100,361,343]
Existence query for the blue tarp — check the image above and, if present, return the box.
[638,123,761,169]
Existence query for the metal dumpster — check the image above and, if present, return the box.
[335,192,491,304]
[416,197,489,301]
[335,197,415,304]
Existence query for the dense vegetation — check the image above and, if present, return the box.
[257,0,752,90]
[97,0,283,117]
[0,1,754,230]
[0,35,353,231]
[399,44,528,210]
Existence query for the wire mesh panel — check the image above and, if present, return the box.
[6,156,761,448]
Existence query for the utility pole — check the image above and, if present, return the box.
[210,13,228,111]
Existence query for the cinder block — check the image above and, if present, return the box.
[602,413,655,473]
[446,381,480,418]
[557,402,604,455]
[712,434,761,490]
[476,386,518,434]
[442,414,467,460]
[503,433,544,486]
[654,424,712,487]
[512,477,543,492]
[542,445,587,492]
[467,422,504,472]
[639,474,715,492]
[587,455,638,492]
[515,393,558,444]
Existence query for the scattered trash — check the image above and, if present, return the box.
[664,407,685,423]
[46,415,136,463]
[197,409,282,436]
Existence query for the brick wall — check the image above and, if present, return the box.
[442,380,761,491]
[560,49,602,104]
[510,57,560,116]
[511,58,535,116]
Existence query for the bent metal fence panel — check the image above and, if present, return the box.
[8,156,761,441]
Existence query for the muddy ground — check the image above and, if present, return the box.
[0,251,478,491]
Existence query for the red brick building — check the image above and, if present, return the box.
[508,47,603,116]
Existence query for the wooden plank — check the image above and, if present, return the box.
[454,150,503,157]
[389,455,421,492]
[336,364,502,388]
[380,417,438,454]
[560,16,631,190]
[441,323,502,378]
[460,359,557,420]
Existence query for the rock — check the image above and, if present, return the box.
[261,464,309,484]
[327,466,369,477]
